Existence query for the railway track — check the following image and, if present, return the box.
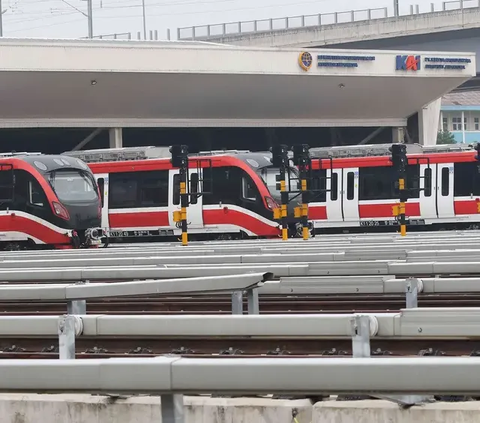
[1,293,479,314]
[1,338,480,358]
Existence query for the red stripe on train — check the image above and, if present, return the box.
[359,203,420,218]
[109,211,170,228]
[454,200,480,215]
[203,208,280,237]
[0,215,70,245]
[108,209,280,237]
[308,206,327,220]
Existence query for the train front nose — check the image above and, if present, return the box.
[64,203,103,246]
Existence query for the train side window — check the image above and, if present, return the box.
[0,165,14,203]
[97,178,105,207]
[406,165,420,199]
[454,162,480,196]
[138,171,168,207]
[28,180,46,207]
[424,167,432,197]
[173,174,180,205]
[203,167,241,205]
[190,173,199,205]
[359,167,395,201]
[346,172,354,200]
[308,170,326,202]
[441,167,450,197]
[330,172,338,201]
[109,173,138,209]
[242,176,257,201]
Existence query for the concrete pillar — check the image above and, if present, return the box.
[392,127,404,143]
[418,97,442,146]
[109,128,123,148]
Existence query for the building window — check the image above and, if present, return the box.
[464,117,468,131]
[442,117,448,131]
[475,117,479,131]
[452,117,463,131]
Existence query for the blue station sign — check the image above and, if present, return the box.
[424,57,471,70]
[316,55,376,68]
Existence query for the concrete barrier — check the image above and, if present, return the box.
[4,394,480,422]
[0,394,312,423]
[314,400,480,423]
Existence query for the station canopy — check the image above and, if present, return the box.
[0,38,473,128]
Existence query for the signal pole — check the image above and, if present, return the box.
[390,143,408,236]
[87,0,93,38]
[293,144,311,240]
[142,0,147,39]
[271,144,290,241]
[170,145,189,246]
[393,0,399,16]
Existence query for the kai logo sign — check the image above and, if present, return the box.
[396,55,421,71]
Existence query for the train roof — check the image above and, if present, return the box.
[61,142,478,169]
[0,152,91,174]
[62,147,275,170]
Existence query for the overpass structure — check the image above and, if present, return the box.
[177,1,480,88]
[0,38,473,147]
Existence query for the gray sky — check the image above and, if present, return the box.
[0,0,469,39]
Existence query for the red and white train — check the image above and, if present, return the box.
[0,152,103,250]
[63,143,480,244]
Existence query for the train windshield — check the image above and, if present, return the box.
[47,169,98,203]
[259,166,298,195]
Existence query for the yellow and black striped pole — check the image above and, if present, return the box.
[293,144,311,240]
[390,143,408,237]
[280,171,289,241]
[398,177,407,237]
[301,178,309,240]
[170,144,189,246]
[179,170,188,246]
[271,144,290,241]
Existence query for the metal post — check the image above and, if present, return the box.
[87,0,93,38]
[161,394,185,423]
[231,291,243,314]
[67,281,88,315]
[67,300,86,315]
[394,0,399,16]
[351,315,371,358]
[0,0,3,37]
[406,278,419,308]
[58,315,79,360]
[247,288,259,314]
[142,0,147,40]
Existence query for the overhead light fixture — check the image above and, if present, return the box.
[338,83,345,88]
[91,80,97,85]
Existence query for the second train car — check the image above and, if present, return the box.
[63,143,480,244]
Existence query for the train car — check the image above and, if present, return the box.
[0,152,103,250]
[63,147,292,243]
[306,143,480,233]
[63,142,480,244]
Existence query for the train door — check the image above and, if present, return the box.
[342,168,359,222]
[168,169,204,229]
[436,163,455,219]
[326,168,342,222]
[94,173,110,230]
[419,164,437,219]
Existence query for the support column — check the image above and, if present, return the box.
[392,127,404,144]
[109,128,123,149]
[161,394,185,423]
[418,98,442,146]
